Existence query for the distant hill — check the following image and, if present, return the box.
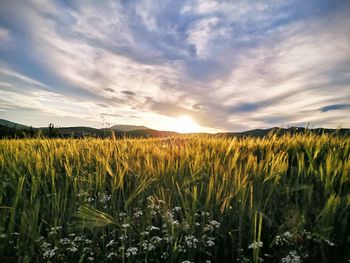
[0,119,29,129]
[0,119,349,138]
[110,124,150,131]
[221,127,350,137]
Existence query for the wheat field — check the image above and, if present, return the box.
[0,134,349,262]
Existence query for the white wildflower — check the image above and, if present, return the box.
[283,231,293,239]
[204,224,214,232]
[67,246,78,252]
[173,206,181,212]
[59,238,71,245]
[119,235,128,241]
[275,235,283,246]
[98,193,111,203]
[151,210,157,216]
[151,236,162,244]
[248,241,263,249]
[125,247,138,257]
[206,237,215,247]
[324,239,335,246]
[184,235,198,248]
[50,226,62,231]
[74,235,85,242]
[209,220,220,228]
[133,210,143,218]
[163,235,173,243]
[86,197,94,203]
[40,242,51,249]
[106,240,116,247]
[281,250,301,263]
[148,203,160,210]
[121,223,130,229]
[84,238,92,244]
[49,230,57,235]
[43,246,58,259]
[148,225,160,231]
[141,241,155,251]
[302,230,312,240]
[106,252,117,259]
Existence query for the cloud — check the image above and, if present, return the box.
[0,0,349,131]
[101,113,122,117]
[0,68,49,89]
[96,103,109,108]
[320,104,350,112]
[104,88,115,92]
[192,103,203,110]
[121,90,136,96]
[186,16,224,58]
[0,27,11,44]
[0,81,13,88]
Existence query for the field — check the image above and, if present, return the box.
[0,134,349,262]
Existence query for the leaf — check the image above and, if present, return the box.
[75,206,119,228]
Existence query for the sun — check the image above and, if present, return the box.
[171,115,201,133]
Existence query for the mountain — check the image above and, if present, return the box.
[0,119,29,129]
[110,124,150,131]
[0,119,349,138]
[221,127,350,137]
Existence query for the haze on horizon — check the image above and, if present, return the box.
[0,0,349,133]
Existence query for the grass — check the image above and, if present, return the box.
[0,133,349,262]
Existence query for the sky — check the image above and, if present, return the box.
[0,0,349,132]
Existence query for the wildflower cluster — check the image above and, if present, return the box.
[35,232,95,262]
[272,229,337,262]
[85,191,112,209]
[99,196,221,261]
[281,250,301,263]
[275,231,294,246]
[248,241,263,249]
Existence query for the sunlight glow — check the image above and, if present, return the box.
[169,115,202,133]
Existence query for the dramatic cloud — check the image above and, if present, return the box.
[0,26,10,44]
[121,90,136,96]
[0,0,349,132]
[320,104,350,112]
